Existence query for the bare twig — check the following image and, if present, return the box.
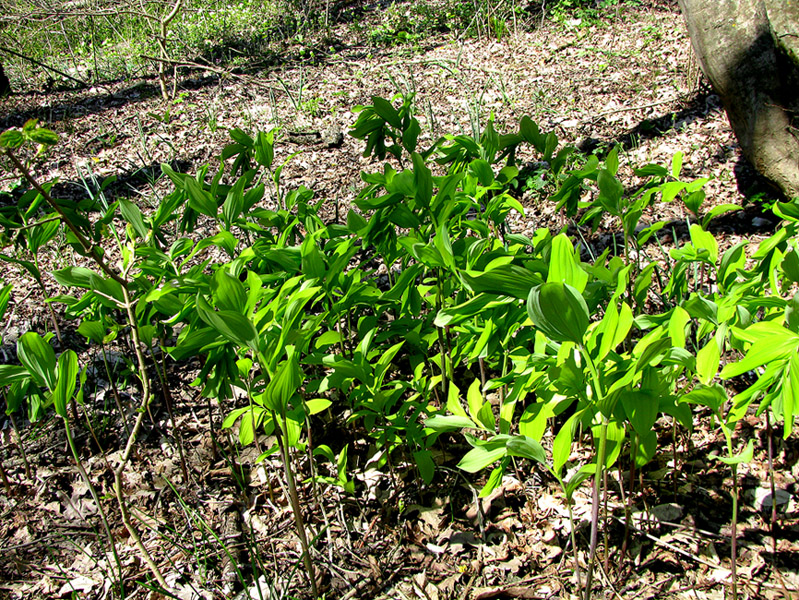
[592,96,682,119]
[0,44,86,85]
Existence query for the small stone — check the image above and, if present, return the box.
[651,503,683,523]
[752,217,771,229]
[323,125,344,148]
[754,487,791,511]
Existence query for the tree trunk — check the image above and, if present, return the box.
[0,64,10,97]
[678,0,799,198]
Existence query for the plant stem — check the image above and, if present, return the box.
[101,345,131,438]
[579,345,608,600]
[155,338,188,482]
[34,263,63,346]
[113,284,168,589]
[0,446,13,496]
[5,146,166,590]
[566,492,582,588]
[63,417,124,594]
[672,418,678,502]
[4,150,125,286]
[721,425,739,600]
[8,412,31,481]
[766,410,777,555]
[275,412,319,598]
[584,418,608,600]
[436,269,450,399]
[731,463,739,600]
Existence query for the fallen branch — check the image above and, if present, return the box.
[613,516,798,592]
[0,44,86,86]
[592,96,683,119]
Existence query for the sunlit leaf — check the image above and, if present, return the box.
[526,282,589,344]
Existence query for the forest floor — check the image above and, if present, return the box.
[1,1,798,599]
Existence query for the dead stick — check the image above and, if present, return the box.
[0,44,86,85]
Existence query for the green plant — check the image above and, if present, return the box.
[3,87,799,600]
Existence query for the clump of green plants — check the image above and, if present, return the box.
[0,92,796,600]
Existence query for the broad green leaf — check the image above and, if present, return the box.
[597,419,626,468]
[388,203,421,229]
[564,465,594,498]
[597,169,623,213]
[222,406,252,429]
[301,235,327,279]
[403,118,421,154]
[435,294,509,327]
[0,365,30,387]
[633,262,656,306]
[783,352,799,439]
[479,462,507,498]
[425,414,477,431]
[597,301,633,360]
[476,400,495,431]
[519,399,556,441]
[553,412,580,474]
[265,346,302,414]
[305,398,332,415]
[466,379,483,424]
[682,383,725,414]
[635,430,658,467]
[314,330,343,350]
[773,200,799,222]
[519,116,543,150]
[185,177,217,218]
[702,203,741,229]
[671,151,683,179]
[506,436,546,463]
[446,381,469,419]
[714,439,754,466]
[77,319,106,344]
[547,233,588,293]
[721,323,799,379]
[683,294,718,324]
[28,127,59,145]
[782,249,799,285]
[411,152,432,206]
[223,172,247,225]
[212,269,248,314]
[414,450,435,484]
[434,223,455,270]
[689,223,718,264]
[195,294,257,350]
[238,409,258,445]
[461,265,542,300]
[620,390,658,435]
[458,444,507,473]
[0,130,24,148]
[346,209,367,233]
[53,350,79,419]
[526,282,589,344]
[696,335,721,385]
[119,199,148,239]
[660,180,686,203]
[371,96,402,129]
[469,159,495,186]
[668,306,690,348]
[229,128,254,146]
[17,332,57,390]
[605,145,619,176]
[255,130,274,169]
[322,354,368,382]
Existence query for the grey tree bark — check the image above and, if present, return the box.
[678,0,799,198]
